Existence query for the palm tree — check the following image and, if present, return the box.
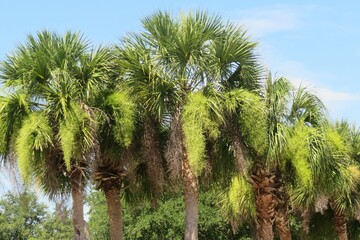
[92,88,137,240]
[328,121,360,239]
[235,75,294,240]
[0,31,111,240]
[222,74,329,239]
[115,37,169,206]
[288,120,360,240]
[116,11,259,240]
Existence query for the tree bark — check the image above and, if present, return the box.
[275,199,291,240]
[183,157,199,240]
[143,116,164,207]
[252,165,276,240]
[330,201,348,240]
[228,116,248,174]
[71,168,85,240]
[103,179,124,240]
[275,173,292,240]
[300,209,312,240]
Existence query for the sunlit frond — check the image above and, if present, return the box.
[221,175,256,222]
[182,91,220,175]
[0,92,32,158]
[59,102,94,171]
[105,91,136,147]
[15,112,53,182]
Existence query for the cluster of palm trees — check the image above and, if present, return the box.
[0,11,359,240]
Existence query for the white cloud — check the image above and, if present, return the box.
[316,88,360,102]
[230,5,360,124]
[236,5,302,36]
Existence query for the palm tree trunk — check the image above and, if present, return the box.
[252,165,276,240]
[330,200,348,240]
[275,172,291,240]
[143,116,164,207]
[275,200,291,240]
[71,168,85,240]
[333,211,348,240]
[228,116,248,173]
[183,156,199,240]
[300,209,312,239]
[103,179,123,240]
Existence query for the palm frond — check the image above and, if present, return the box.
[221,174,256,223]
[58,102,95,171]
[290,85,327,126]
[0,92,32,158]
[182,91,220,175]
[105,91,136,147]
[15,112,53,182]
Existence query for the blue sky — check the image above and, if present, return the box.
[1,0,359,126]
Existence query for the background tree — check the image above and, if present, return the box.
[0,190,73,240]
[87,189,252,240]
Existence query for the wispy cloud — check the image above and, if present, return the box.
[236,5,303,36]
[316,88,360,102]
[232,5,360,124]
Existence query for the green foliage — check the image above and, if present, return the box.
[0,190,72,240]
[286,123,314,190]
[348,220,360,240]
[264,76,293,166]
[88,190,249,240]
[15,112,53,182]
[308,210,337,240]
[182,92,219,175]
[0,92,31,157]
[224,89,268,156]
[0,191,46,240]
[290,86,327,126]
[225,175,256,220]
[106,91,136,147]
[118,39,176,120]
[30,212,73,240]
[59,102,93,170]
[88,190,110,239]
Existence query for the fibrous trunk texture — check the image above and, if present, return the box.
[275,199,291,240]
[275,173,292,240]
[165,111,184,180]
[71,167,85,240]
[103,179,124,240]
[143,116,164,206]
[228,116,248,173]
[330,200,348,240]
[300,209,312,240]
[167,110,199,239]
[183,157,199,240]
[252,165,276,240]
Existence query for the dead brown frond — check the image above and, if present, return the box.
[314,194,329,214]
[35,146,71,199]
